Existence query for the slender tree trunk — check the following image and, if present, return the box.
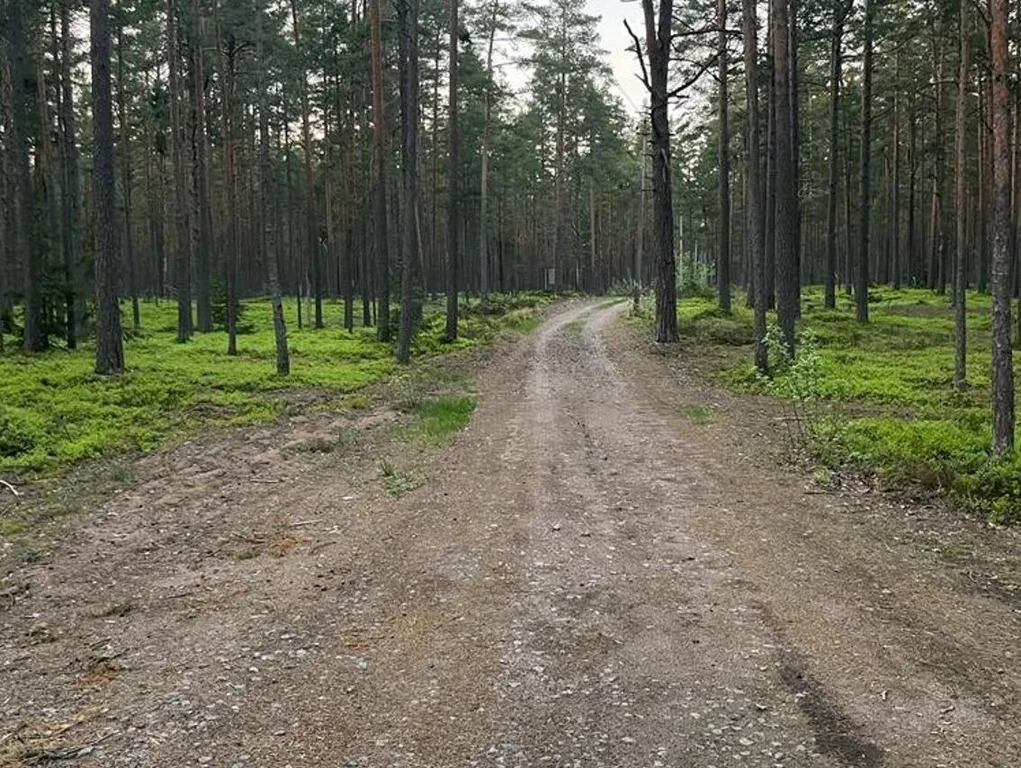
[743,0,767,371]
[58,0,80,347]
[370,0,391,340]
[892,52,902,291]
[256,2,288,373]
[91,0,125,373]
[168,0,193,342]
[908,92,917,285]
[554,68,566,290]
[856,0,874,324]
[445,0,459,339]
[191,0,213,332]
[716,0,731,312]
[290,0,322,329]
[478,0,498,304]
[396,0,421,363]
[772,0,797,350]
[990,0,1014,453]
[216,5,239,355]
[116,21,140,331]
[764,9,776,309]
[824,3,843,309]
[6,0,45,352]
[954,2,970,390]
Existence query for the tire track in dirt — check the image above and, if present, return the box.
[3,300,1019,767]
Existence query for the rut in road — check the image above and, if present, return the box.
[3,300,1020,768]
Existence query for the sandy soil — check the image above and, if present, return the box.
[2,300,1020,767]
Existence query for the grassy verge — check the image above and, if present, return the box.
[0,293,550,480]
[652,286,1021,523]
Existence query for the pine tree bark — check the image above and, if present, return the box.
[716,0,731,313]
[257,1,289,374]
[91,0,125,373]
[5,0,45,351]
[891,52,902,291]
[191,0,213,332]
[990,0,1014,453]
[824,1,843,309]
[445,0,459,340]
[478,0,498,304]
[743,0,767,371]
[396,0,421,363]
[772,0,797,349]
[116,21,140,331]
[290,0,323,329]
[168,0,193,342]
[855,0,874,324]
[953,1,970,391]
[370,0,391,340]
[635,0,676,342]
[57,0,80,348]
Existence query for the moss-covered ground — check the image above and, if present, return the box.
[0,293,549,479]
[660,286,1021,522]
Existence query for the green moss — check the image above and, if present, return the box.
[674,287,1021,520]
[0,294,548,478]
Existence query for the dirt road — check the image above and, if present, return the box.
[3,300,1020,767]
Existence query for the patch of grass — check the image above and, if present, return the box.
[378,459,420,497]
[0,517,26,536]
[681,403,714,425]
[0,293,551,480]
[671,287,1021,520]
[413,395,478,441]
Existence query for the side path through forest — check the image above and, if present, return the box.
[2,300,1020,766]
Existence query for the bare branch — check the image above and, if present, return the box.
[624,18,652,93]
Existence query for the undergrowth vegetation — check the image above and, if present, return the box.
[667,287,1021,523]
[0,293,550,478]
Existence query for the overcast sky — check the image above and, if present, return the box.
[497,0,648,118]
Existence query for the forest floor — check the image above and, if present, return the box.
[2,299,1021,767]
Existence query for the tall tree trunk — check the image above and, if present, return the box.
[478,0,498,304]
[855,0,874,324]
[824,2,843,309]
[907,92,917,285]
[396,0,421,363]
[116,20,140,331]
[191,0,213,332]
[554,68,566,290]
[636,0,676,342]
[953,1,970,391]
[58,0,80,348]
[716,0,731,312]
[91,0,125,373]
[772,0,797,350]
[168,0,193,342]
[290,0,322,329]
[743,0,767,371]
[257,1,289,374]
[892,51,902,291]
[370,0,391,340]
[5,0,45,351]
[990,0,1014,453]
[764,9,776,309]
[216,5,240,355]
[445,0,459,340]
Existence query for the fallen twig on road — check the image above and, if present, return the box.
[0,478,22,497]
